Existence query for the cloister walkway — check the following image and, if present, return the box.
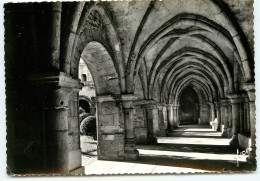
[82,125,252,175]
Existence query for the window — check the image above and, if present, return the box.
[81,74,87,82]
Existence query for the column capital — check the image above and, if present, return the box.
[242,83,255,92]
[157,103,164,110]
[141,99,158,109]
[242,93,250,102]
[214,101,220,108]
[96,95,114,103]
[207,102,214,107]
[220,98,229,105]
[242,83,255,102]
[166,104,174,109]
[172,104,179,109]
[132,99,148,106]
[96,94,138,106]
[121,94,138,101]
[227,94,242,104]
[29,71,83,91]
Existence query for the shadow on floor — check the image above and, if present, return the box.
[130,153,255,172]
[137,143,237,154]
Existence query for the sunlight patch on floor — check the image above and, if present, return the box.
[157,137,231,145]
[138,149,248,162]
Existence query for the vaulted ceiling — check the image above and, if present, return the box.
[60,0,254,103]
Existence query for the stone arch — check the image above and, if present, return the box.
[178,85,200,125]
[61,2,127,93]
[79,97,91,113]
[177,81,210,105]
[170,76,215,104]
[149,48,230,97]
[160,63,225,100]
[165,63,224,99]
[80,42,121,95]
[131,13,252,83]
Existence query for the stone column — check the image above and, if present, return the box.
[163,105,168,133]
[121,95,139,160]
[220,99,229,137]
[157,104,166,136]
[214,101,221,131]
[227,94,242,147]
[145,101,159,144]
[176,106,180,126]
[96,95,124,161]
[172,104,179,128]
[89,97,96,116]
[243,83,256,165]
[32,72,84,174]
[166,104,174,132]
[208,102,215,122]
[242,94,250,134]
[96,94,139,161]
[133,100,148,144]
[227,102,233,137]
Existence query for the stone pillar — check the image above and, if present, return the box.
[199,103,210,125]
[242,94,250,134]
[176,106,180,126]
[121,95,139,160]
[145,101,159,144]
[227,102,233,137]
[163,105,168,133]
[172,104,179,128]
[208,102,215,122]
[243,83,256,165]
[133,100,148,144]
[166,104,174,132]
[32,72,84,174]
[227,94,242,147]
[90,97,96,116]
[214,101,221,131]
[157,104,166,136]
[96,94,139,161]
[220,99,229,137]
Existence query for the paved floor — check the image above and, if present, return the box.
[82,125,253,175]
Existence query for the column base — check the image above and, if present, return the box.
[172,123,178,129]
[227,128,233,138]
[167,127,174,133]
[123,149,139,160]
[69,166,85,175]
[159,129,166,137]
[217,124,222,132]
[221,128,228,137]
[147,136,157,145]
[229,135,239,148]
[246,146,256,167]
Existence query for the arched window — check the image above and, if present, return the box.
[81,74,87,82]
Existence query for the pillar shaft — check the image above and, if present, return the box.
[166,104,174,132]
[215,102,221,131]
[242,83,256,165]
[145,101,159,144]
[157,104,166,136]
[31,72,83,174]
[208,102,215,122]
[96,94,139,161]
[227,94,242,147]
[172,105,179,128]
[163,106,168,132]
[220,99,229,137]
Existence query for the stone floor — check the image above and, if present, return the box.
[82,125,253,175]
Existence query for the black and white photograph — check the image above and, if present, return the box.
[2,0,258,176]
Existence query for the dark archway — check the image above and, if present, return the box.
[79,99,90,113]
[179,86,200,125]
